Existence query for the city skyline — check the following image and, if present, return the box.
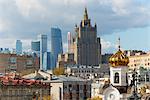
[0,0,149,54]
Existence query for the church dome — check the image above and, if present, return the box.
[109,38,129,67]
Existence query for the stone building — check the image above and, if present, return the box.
[71,8,101,66]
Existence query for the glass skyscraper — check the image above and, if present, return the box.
[38,34,47,70]
[31,41,40,52]
[16,40,22,55]
[43,52,52,70]
[51,27,63,68]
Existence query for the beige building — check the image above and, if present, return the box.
[128,53,150,69]
[71,8,101,66]
[44,75,91,100]
[56,53,76,68]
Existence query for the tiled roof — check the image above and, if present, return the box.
[0,76,50,87]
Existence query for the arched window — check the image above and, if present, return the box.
[114,72,119,83]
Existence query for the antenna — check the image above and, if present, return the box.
[118,37,121,50]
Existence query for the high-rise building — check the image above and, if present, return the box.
[51,27,63,68]
[43,52,52,70]
[68,32,73,53]
[38,34,47,70]
[31,40,40,57]
[16,40,22,55]
[31,41,40,52]
[72,8,101,66]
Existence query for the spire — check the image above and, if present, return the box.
[84,7,88,20]
[118,37,121,50]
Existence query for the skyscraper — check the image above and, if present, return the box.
[38,34,47,70]
[68,32,73,53]
[31,41,40,52]
[43,52,52,70]
[16,40,22,55]
[51,27,63,68]
[72,8,101,66]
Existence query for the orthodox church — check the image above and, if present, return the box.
[99,38,131,100]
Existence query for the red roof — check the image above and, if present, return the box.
[0,76,50,87]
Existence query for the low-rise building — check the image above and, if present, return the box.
[65,65,109,79]
[0,53,39,74]
[56,53,76,68]
[43,75,91,100]
[128,53,150,69]
[0,73,50,100]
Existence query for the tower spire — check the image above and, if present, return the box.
[84,7,88,20]
[118,37,121,50]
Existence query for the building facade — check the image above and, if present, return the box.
[0,53,39,74]
[128,53,150,69]
[0,74,51,100]
[66,65,109,79]
[44,76,91,100]
[51,27,63,68]
[56,53,76,68]
[16,40,22,55]
[72,8,101,66]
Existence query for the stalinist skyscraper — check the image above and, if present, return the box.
[72,8,101,66]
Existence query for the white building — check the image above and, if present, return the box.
[66,64,109,79]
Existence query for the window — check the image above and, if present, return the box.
[114,72,119,83]
[26,60,33,66]
[9,57,16,64]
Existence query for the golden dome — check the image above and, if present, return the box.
[109,38,129,67]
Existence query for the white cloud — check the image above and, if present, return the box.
[15,0,46,17]
[0,0,149,53]
[63,42,68,53]
[0,19,11,32]
[101,39,116,54]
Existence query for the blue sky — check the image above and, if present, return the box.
[0,0,149,54]
[102,26,150,53]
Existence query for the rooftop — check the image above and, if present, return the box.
[43,75,89,83]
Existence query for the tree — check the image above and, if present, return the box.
[53,67,65,76]
[87,96,102,100]
[43,95,51,100]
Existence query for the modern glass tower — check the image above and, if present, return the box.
[38,34,47,70]
[31,41,40,52]
[51,27,63,68]
[16,40,22,55]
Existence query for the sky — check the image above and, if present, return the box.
[0,0,149,54]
